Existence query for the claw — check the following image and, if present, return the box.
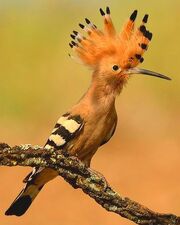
[88,168,109,191]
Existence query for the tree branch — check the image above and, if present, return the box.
[0,143,179,225]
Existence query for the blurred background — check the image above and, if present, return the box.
[0,0,180,225]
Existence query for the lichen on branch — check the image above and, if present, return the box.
[0,143,179,225]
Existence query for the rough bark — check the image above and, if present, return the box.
[0,143,179,225]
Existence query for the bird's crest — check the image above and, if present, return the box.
[69,7,152,69]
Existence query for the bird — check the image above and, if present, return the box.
[5,7,171,216]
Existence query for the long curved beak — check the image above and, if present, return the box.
[127,68,171,80]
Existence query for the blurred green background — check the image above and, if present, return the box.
[0,1,180,225]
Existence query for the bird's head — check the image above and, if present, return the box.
[69,7,171,87]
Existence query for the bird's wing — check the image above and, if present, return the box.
[44,113,84,150]
[23,112,84,183]
[100,122,117,146]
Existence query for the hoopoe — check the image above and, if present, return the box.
[5,7,171,216]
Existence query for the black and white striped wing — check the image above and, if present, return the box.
[45,113,84,150]
[23,113,84,183]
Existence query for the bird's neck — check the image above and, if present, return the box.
[78,71,124,111]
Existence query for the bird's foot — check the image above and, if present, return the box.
[88,168,109,191]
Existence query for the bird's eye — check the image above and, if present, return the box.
[112,65,119,71]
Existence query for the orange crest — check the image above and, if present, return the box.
[69,7,152,70]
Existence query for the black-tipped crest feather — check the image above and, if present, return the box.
[130,10,138,21]
[99,8,105,16]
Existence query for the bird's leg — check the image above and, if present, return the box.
[88,167,110,191]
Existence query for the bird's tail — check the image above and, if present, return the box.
[5,168,58,216]
[5,180,43,216]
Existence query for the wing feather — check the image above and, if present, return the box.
[23,113,84,183]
